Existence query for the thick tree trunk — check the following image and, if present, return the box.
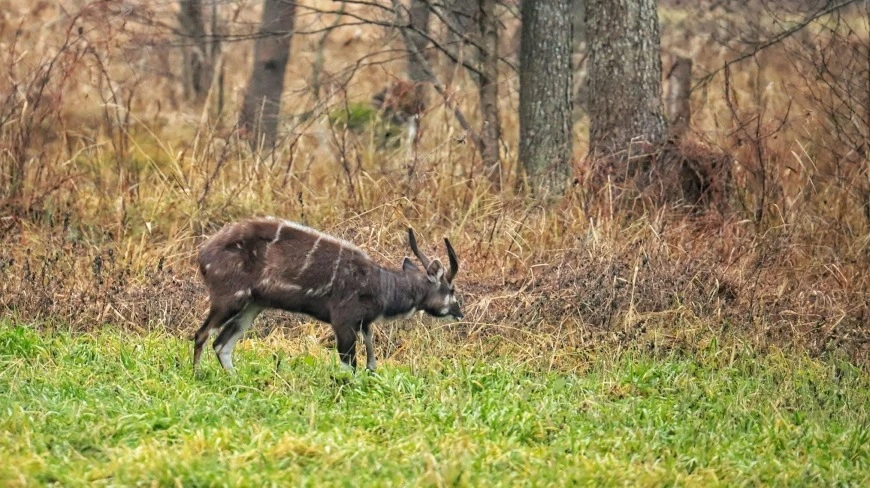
[585,0,667,156]
[478,0,501,189]
[519,0,573,195]
[239,0,296,150]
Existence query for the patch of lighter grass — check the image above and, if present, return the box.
[0,322,867,486]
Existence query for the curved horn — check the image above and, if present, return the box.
[444,237,459,282]
[407,228,431,269]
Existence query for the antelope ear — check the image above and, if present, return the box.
[426,259,444,283]
[402,257,420,272]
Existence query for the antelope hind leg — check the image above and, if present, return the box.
[213,304,262,371]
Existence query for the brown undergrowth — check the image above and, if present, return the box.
[2,174,867,368]
[1,1,869,368]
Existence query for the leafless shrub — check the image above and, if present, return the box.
[784,5,870,222]
[578,138,734,218]
[0,9,89,211]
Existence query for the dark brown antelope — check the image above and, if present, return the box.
[193,217,462,373]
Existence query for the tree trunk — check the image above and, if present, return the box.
[478,0,501,189]
[239,0,296,151]
[666,56,692,140]
[310,1,346,100]
[443,0,477,85]
[177,0,215,104]
[571,0,586,53]
[519,0,573,195]
[407,0,431,85]
[585,0,667,156]
[446,0,476,37]
[571,0,587,117]
[401,0,431,156]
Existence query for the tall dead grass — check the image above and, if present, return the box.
[1,1,868,367]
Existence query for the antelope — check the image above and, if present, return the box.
[193,217,463,373]
[371,80,426,151]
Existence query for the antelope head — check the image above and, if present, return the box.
[404,228,463,320]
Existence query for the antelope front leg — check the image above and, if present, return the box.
[362,325,376,372]
[333,324,357,372]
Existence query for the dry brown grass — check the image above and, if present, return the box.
[1,1,868,368]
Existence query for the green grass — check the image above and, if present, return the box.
[0,324,868,487]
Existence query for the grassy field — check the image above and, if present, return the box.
[1,323,867,486]
[2,2,870,485]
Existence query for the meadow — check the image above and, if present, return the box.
[2,0,870,485]
[1,324,868,486]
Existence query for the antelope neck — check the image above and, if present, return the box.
[378,267,428,318]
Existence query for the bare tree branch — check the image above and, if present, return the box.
[389,0,484,151]
[425,0,519,72]
[693,0,861,91]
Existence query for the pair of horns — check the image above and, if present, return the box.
[408,228,459,282]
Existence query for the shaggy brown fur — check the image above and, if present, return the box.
[193,217,462,372]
